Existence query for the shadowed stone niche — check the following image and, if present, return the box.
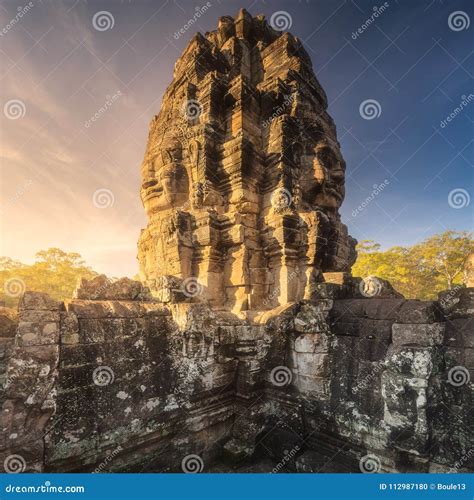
[0,10,472,474]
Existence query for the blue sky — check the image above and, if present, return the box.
[1,0,472,276]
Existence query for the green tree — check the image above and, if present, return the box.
[352,231,473,299]
[411,231,473,290]
[0,248,97,308]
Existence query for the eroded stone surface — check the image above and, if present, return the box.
[0,10,472,475]
[137,9,356,314]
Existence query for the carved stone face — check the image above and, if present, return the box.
[141,138,190,215]
[302,144,345,210]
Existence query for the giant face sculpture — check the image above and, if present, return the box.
[141,138,190,216]
[138,12,357,311]
[302,143,345,211]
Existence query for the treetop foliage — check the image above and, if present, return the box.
[352,230,473,299]
[0,248,97,308]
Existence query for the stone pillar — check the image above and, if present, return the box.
[0,292,62,473]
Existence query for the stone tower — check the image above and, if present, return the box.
[138,9,356,313]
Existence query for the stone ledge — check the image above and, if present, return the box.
[392,323,445,347]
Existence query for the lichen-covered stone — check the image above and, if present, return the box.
[392,323,445,346]
[0,9,472,475]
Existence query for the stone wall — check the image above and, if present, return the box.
[1,281,471,473]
